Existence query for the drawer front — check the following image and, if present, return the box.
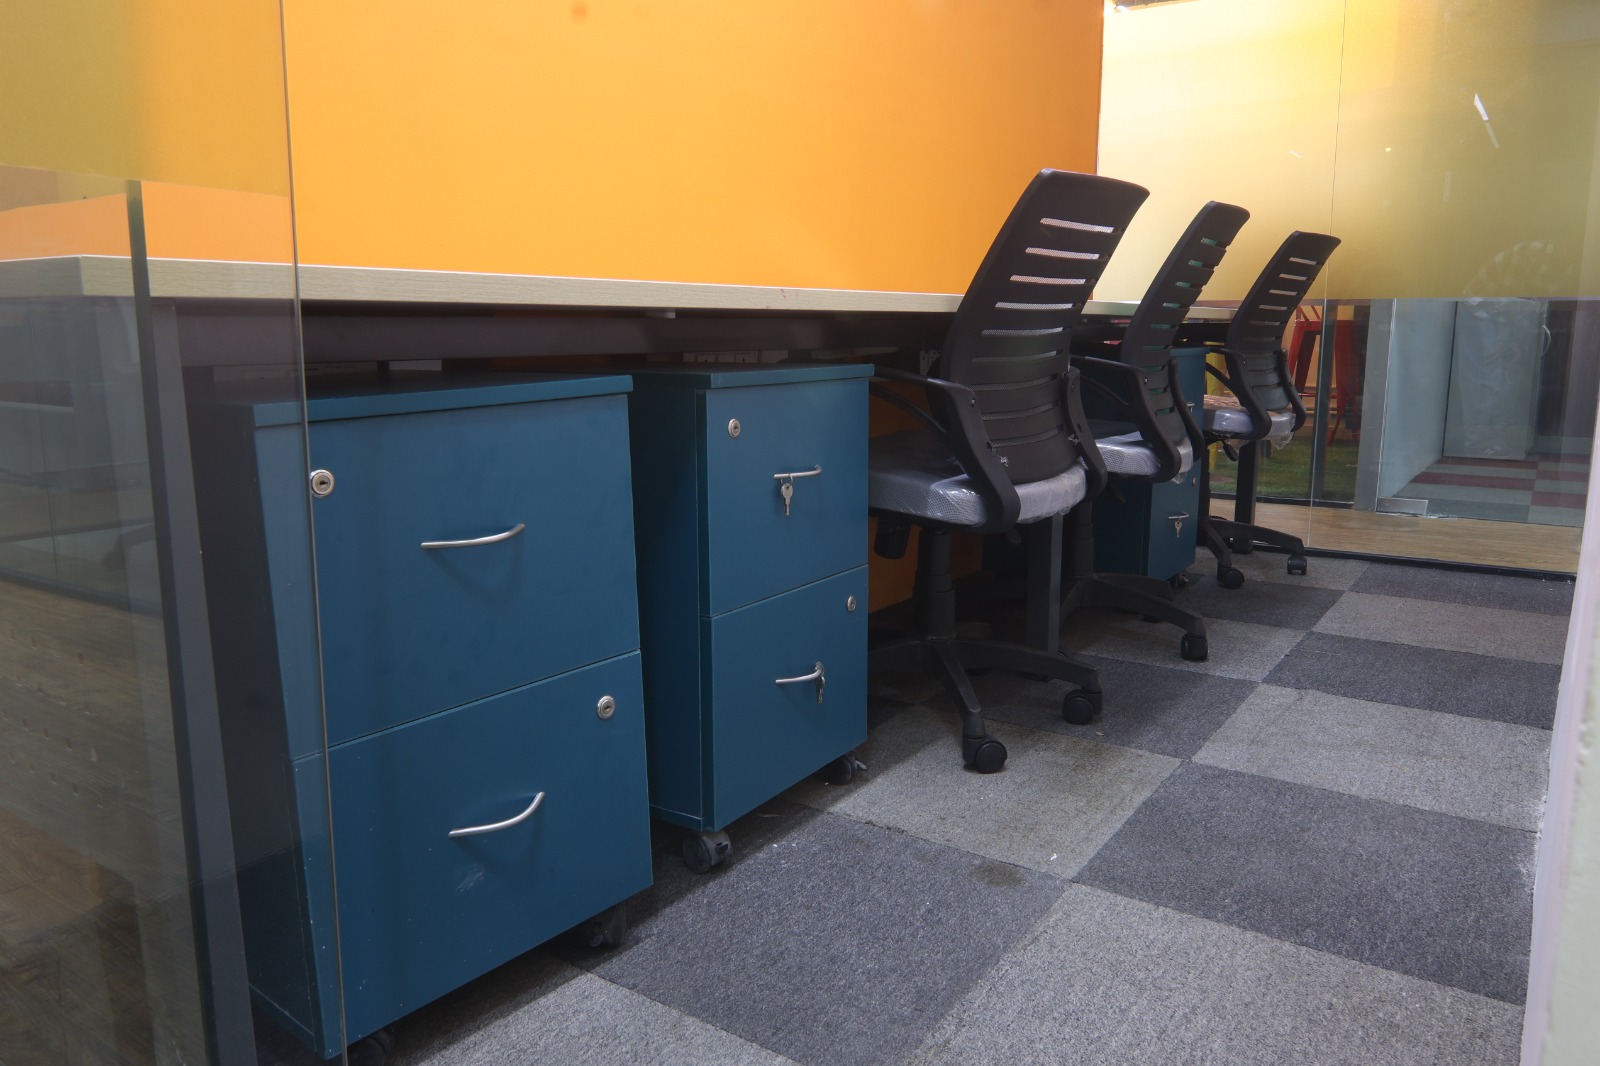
[701,380,867,614]
[705,566,868,827]
[1145,468,1201,579]
[309,394,640,743]
[327,653,651,1042]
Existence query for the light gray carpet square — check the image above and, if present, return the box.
[1175,577,1344,629]
[909,884,1522,1066]
[1421,500,1533,523]
[585,808,1064,1066]
[1265,632,1560,728]
[1076,763,1536,1003]
[1194,685,1550,830]
[1315,592,1568,665]
[1352,563,1575,617]
[1074,615,1305,680]
[974,654,1258,758]
[389,956,793,1066]
[790,706,1178,877]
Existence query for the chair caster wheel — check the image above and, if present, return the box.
[347,1029,395,1066]
[682,830,732,874]
[1218,567,1245,590]
[1287,554,1308,576]
[1062,689,1101,725]
[964,736,1007,774]
[576,902,628,950]
[1180,634,1208,662]
[815,753,865,785]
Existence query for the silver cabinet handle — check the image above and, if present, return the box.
[775,661,826,703]
[421,523,526,550]
[448,791,544,838]
[1168,511,1191,536]
[772,466,823,481]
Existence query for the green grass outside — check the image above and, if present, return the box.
[1209,435,1361,503]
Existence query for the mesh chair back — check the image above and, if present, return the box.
[941,169,1149,484]
[1225,230,1341,410]
[1120,200,1250,448]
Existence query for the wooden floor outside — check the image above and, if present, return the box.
[1253,501,1584,574]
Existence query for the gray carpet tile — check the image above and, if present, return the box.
[1075,762,1537,1003]
[1265,632,1561,729]
[1528,505,1585,527]
[388,955,793,1066]
[1194,685,1551,830]
[908,884,1522,1066]
[1352,563,1575,617]
[1425,500,1533,523]
[1223,551,1371,590]
[1316,592,1568,665]
[1175,577,1345,629]
[582,807,1064,1066]
[974,654,1258,758]
[1411,485,1540,505]
[1073,615,1305,681]
[789,706,1178,877]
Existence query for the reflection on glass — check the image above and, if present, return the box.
[0,169,208,1063]
[1103,0,1598,571]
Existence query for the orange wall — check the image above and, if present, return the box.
[282,0,1105,291]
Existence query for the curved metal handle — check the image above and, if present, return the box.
[775,662,825,685]
[1167,512,1191,521]
[772,466,823,481]
[448,792,544,838]
[776,661,826,703]
[421,523,526,550]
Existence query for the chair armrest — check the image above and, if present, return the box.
[1211,348,1275,442]
[1073,355,1185,483]
[1062,366,1107,502]
[1276,347,1309,433]
[1166,363,1207,465]
[870,369,1021,533]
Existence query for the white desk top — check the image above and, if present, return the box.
[0,255,1233,320]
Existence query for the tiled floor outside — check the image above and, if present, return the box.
[1393,453,1590,527]
[371,553,1567,1066]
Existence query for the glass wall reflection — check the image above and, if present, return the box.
[1100,0,1600,573]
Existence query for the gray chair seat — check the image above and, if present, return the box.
[1093,428,1194,480]
[869,430,1089,529]
[1203,396,1296,446]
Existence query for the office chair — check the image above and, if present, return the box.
[868,168,1149,772]
[1062,200,1251,661]
[1197,230,1341,587]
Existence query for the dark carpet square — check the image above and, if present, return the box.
[581,807,1064,1066]
[1352,563,1574,617]
[1076,763,1536,1003]
[1175,578,1344,630]
[1268,631,1560,728]
[977,654,1257,758]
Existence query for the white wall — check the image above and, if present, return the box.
[1521,407,1600,1066]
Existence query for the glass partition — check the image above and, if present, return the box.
[0,2,339,1062]
[1099,0,1600,573]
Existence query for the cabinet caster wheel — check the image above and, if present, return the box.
[682,830,732,874]
[576,902,628,950]
[1061,689,1100,725]
[347,1029,394,1066]
[964,737,1007,774]
[1180,634,1208,662]
[1218,567,1245,590]
[816,754,865,786]
[1287,554,1308,576]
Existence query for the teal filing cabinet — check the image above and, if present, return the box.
[1091,347,1207,580]
[624,364,871,871]
[190,374,653,1059]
